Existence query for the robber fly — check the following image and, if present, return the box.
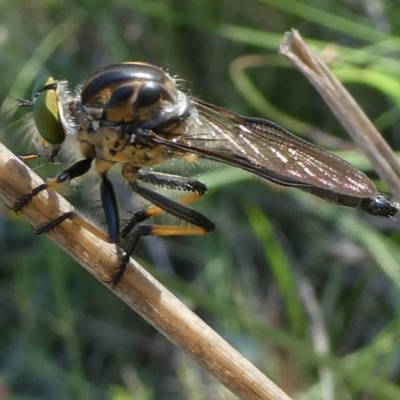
[15,62,398,283]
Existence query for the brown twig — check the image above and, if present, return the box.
[280,29,400,200]
[0,142,292,399]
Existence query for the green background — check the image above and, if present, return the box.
[1,0,400,399]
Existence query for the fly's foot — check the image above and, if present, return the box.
[34,211,75,235]
[110,250,130,286]
[13,184,48,212]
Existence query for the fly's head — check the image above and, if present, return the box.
[30,77,66,146]
[81,62,191,132]
[20,76,83,162]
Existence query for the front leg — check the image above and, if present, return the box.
[13,158,93,212]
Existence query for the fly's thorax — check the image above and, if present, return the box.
[75,62,193,167]
[78,123,176,167]
[121,162,140,185]
[80,62,191,131]
[78,124,129,162]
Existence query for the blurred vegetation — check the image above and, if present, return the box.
[1,0,400,399]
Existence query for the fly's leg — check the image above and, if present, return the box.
[32,171,120,242]
[100,173,120,243]
[120,192,205,238]
[32,210,110,246]
[13,158,93,231]
[112,180,215,286]
[137,170,208,195]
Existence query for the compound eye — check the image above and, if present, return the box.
[136,82,162,108]
[32,77,65,145]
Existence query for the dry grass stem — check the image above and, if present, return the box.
[280,29,400,200]
[0,141,292,399]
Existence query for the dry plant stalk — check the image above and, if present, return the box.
[0,143,292,399]
[280,29,400,200]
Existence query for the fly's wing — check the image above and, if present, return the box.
[152,98,377,198]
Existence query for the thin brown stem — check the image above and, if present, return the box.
[280,29,400,200]
[0,141,292,400]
